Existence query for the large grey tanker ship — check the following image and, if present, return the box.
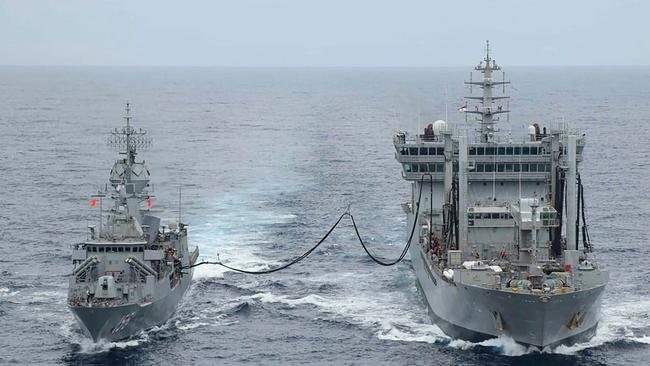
[68,104,199,341]
[394,42,608,348]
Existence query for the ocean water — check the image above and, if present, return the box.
[0,66,649,365]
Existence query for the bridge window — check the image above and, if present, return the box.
[409,148,418,155]
[530,147,538,155]
[514,164,520,172]
[437,147,444,155]
[419,164,428,172]
[485,164,494,172]
[486,147,495,155]
[530,164,538,172]
[476,163,484,172]
[498,147,506,155]
[506,147,513,155]
[514,147,521,155]
[477,147,484,155]
[118,247,124,252]
[399,147,408,155]
[522,146,530,155]
[469,147,476,155]
[99,247,105,252]
[404,164,412,172]
[426,147,434,155]
[497,164,504,172]
[505,163,513,172]
[420,147,428,155]
[436,163,444,172]
[522,164,529,172]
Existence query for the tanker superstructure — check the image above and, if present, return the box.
[394,42,608,348]
[67,104,199,341]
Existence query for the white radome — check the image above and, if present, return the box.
[432,120,448,134]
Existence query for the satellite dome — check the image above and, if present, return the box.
[528,125,537,135]
[432,120,448,134]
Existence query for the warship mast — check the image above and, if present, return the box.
[464,40,510,142]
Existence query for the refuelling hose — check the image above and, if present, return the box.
[183,176,431,273]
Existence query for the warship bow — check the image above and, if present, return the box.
[68,104,199,341]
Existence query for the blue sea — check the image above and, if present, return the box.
[0,66,649,365]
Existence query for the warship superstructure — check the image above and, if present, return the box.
[68,104,199,341]
[394,43,608,348]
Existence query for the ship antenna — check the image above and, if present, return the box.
[124,102,132,167]
[463,40,511,143]
[107,102,152,164]
[518,135,522,198]
[178,185,182,224]
[444,87,449,123]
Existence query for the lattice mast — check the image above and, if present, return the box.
[107,103,152,178]
[464,41,510,142]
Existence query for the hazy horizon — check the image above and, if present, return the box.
[1,0,648,67]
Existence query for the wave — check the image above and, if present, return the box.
[0,287,19,297]
[552,298,650,354]
[190,192,300,279]
[231,283,650,357]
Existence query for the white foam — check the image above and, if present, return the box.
[0,287,19,297]
[176,321,213,331]
[552,297,650,354]
[236,275,650,357]
[61,317,172,354]
[450,335,536,356]
[239,273,449,348]
[189,189,300,279]
[376,321,448,344]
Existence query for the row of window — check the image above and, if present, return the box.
[469,146,547,156]
[399,145,547,156]
[474,162,551,173]
[404,163,454,173]
[468,212,557,226]
[404,162,551,173]
[399,147,445,156]
[88,246,144,253]
[468,213,513,220]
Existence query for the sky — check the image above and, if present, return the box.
[0,0,648,67]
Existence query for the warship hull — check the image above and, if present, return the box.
[410,241,604,348]
[70,269,194,342]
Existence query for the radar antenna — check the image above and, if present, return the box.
[107,102,152,165]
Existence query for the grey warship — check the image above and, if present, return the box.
[393,42,608,348]
[68,104,199,342]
